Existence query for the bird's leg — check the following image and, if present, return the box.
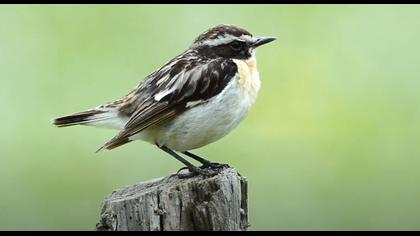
[182,151,230,170]
[158,145,217,178]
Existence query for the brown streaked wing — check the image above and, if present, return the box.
[96,100,184,151]
[97,52,238,151]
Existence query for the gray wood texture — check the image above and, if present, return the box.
[96,168,249,231]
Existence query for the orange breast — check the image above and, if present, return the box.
[233,57,260,97]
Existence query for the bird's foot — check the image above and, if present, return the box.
[176,166,220,179]
[200,162,230,170]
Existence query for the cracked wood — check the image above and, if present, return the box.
[96,168,249,231]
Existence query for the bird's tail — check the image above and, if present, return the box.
[52,109,114,128]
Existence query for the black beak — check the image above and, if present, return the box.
[252,37,276,48]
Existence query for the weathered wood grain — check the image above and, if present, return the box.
[96,168,248,231]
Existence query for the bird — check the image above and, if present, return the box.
[52,24,275,177]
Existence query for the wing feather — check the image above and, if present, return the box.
[98,52,238,151]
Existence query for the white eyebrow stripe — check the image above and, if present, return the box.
[239,34,253,41]
[194,34,254,48]
[194,34,241,47]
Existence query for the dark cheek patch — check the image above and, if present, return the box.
[196,44,252,60]
[215,46,231,57]
[214,45,251,60]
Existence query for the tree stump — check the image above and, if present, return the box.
[95,168,249,231]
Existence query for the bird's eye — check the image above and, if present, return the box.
[230,41,243,51]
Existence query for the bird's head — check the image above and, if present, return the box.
[191,24,276,60]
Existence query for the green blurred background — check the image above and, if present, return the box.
[1,4,420,230]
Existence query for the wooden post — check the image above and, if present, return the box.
[95,168,249,231]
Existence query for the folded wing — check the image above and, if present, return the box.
[97,55,238,151]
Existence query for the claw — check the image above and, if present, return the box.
[200,162,230,170]
[177,171,198,179]
[194,167,219,177]
[176,166,189,174]
[176,166,219,179]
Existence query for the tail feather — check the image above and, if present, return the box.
[95,137,132,153]
[52,110,109,127]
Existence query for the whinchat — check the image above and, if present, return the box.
[53,24,275,177]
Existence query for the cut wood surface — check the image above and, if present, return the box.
[96,168,249,231]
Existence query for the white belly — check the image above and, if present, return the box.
[137,66,260,151]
